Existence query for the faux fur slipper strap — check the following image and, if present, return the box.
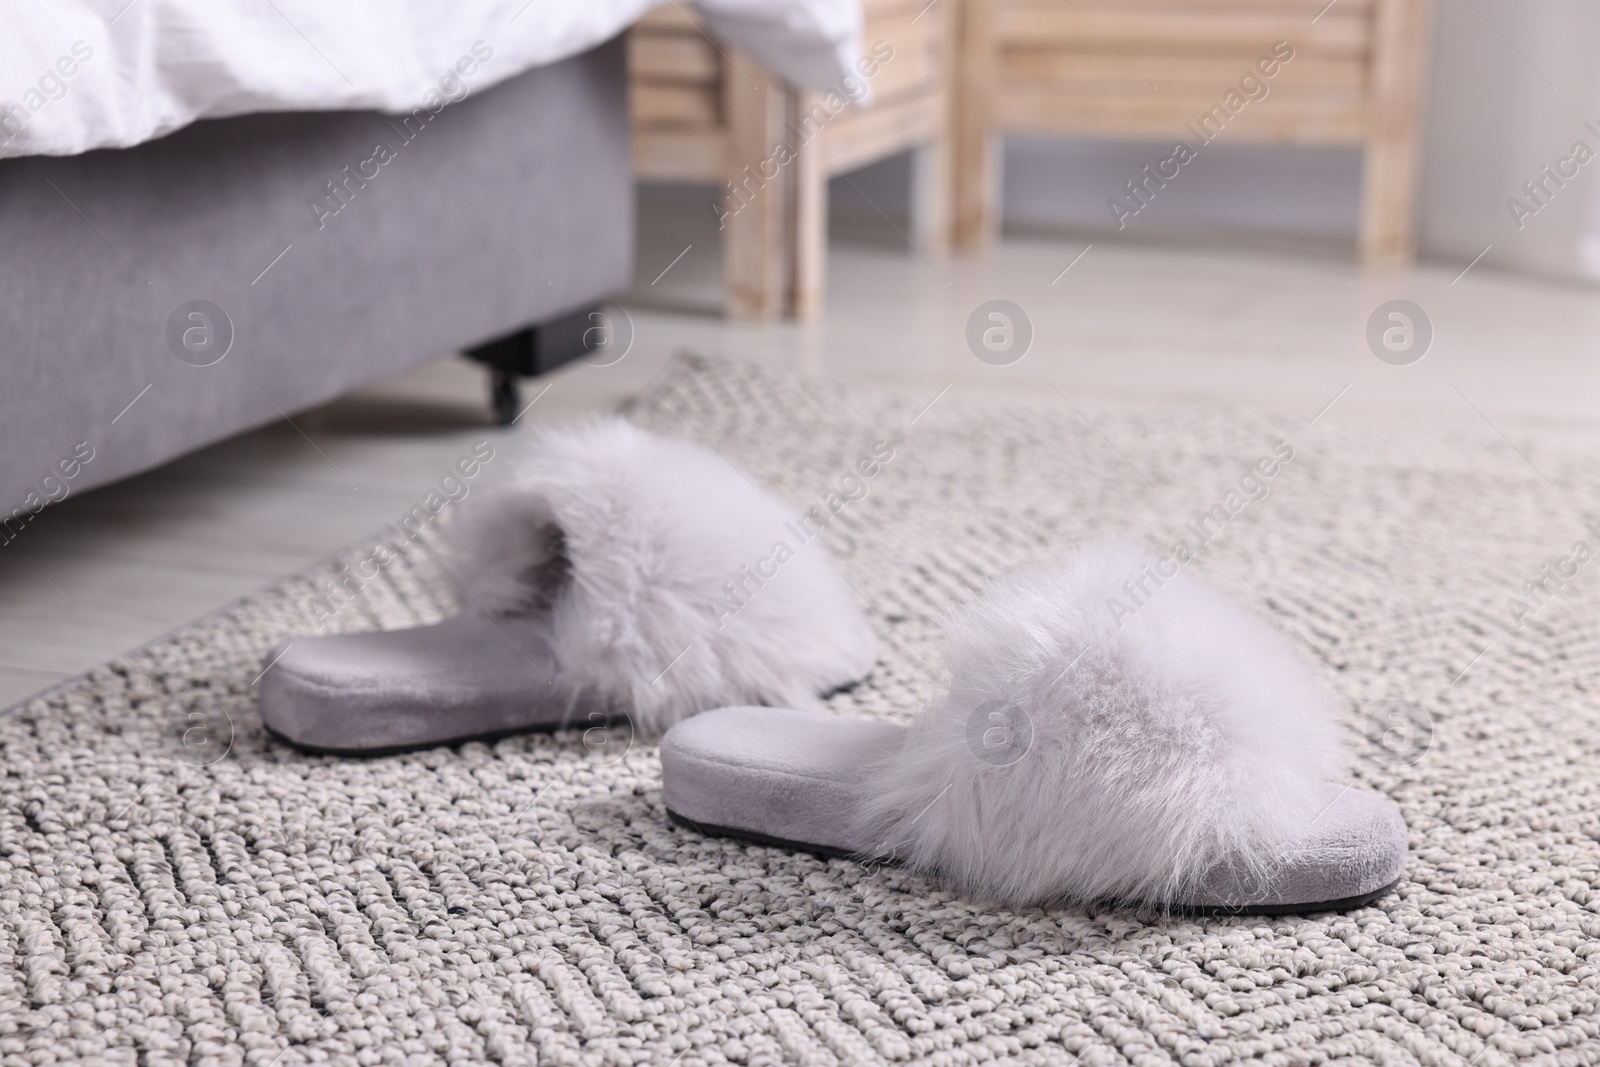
[855,538,1352,909]
[447,418,878,734]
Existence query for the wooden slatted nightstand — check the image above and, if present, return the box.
[950,0,1433,264]
[630,0,956,318]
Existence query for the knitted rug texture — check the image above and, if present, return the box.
[4,353,1599,1066]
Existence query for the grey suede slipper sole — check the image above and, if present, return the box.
[258,613,878,756]
[259,612,570,755]
[661,706,1410,915]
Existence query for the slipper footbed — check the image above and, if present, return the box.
[661,706,1408,913]
[259,612,560,752]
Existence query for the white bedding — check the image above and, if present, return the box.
[0,0,860,160]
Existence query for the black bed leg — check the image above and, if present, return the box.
[489,369,521,426]
[462,303,608,426]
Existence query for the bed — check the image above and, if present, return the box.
[0,0,859,524]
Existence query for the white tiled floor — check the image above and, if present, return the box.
[5,191,1599,709]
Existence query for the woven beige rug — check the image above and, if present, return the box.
[5,353,1598,1066]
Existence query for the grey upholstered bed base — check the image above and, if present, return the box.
[0,36,631,522]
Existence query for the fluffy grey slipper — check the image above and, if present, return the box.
[661,539,1408,914]
[260,419,878,754]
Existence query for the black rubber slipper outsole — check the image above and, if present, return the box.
[666,809,1401,917]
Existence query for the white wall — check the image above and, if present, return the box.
[1417,0,1600,281]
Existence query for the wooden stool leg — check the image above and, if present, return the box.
[789,91,829,320]
[913,0,957,255]
[723,52,786,318]
[952,0,997,250]
[1361,0,1432,266]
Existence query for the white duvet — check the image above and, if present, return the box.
[0,0,860,160]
